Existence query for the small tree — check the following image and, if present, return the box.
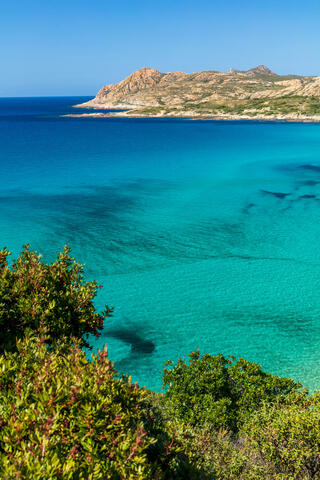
[163,351,301,432]
[0,245,112,352]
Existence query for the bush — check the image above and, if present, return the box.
[0,245,112,352]
[170,426,269,480]
[163,351,300,432]
[0,334,153,480]
[142,392,272,480]
[243,393,320,479]
[141,391,200,479]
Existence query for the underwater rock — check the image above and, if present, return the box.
[104,328,155,354]
[261,190,290,199]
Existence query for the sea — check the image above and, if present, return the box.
[1,96,320,391]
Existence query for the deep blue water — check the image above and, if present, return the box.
[1,97,320,391]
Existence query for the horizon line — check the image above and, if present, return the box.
[0,95,95,99]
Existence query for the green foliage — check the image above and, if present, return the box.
[141,391,200,479]
[243,393,320,479]
[142,392,273,480]
[182,95,320,117]
[0,334,153,480]
[0,245,112,352]
[163,350,300,431]
[169,425,270,480]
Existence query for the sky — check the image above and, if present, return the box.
[1,0,320,96]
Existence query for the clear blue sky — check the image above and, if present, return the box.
[2,0,320,96]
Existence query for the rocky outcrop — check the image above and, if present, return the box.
[75,65,320,116]
[81,68,164,108]
[246,65,275,76]
[228,65,275,76]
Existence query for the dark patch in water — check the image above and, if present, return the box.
[242,203,255,214]
[299,194,317,199]
[103,328,155,354]
[222,253,296,262]
[230,307,315,340]
[301,180,320,186]
[275,164,320,180]
[0,179,177,275]
[298,164,320,173]
[261,190,290,199]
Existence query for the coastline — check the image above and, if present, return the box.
[63,108,320,123]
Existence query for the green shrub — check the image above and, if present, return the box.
[141,391,201,479]
[0,245,112,352]
[0,334,153,480]
[163,351,300,431]
[243,393,320,479]
[171,426,272,480]
[142,392,273,480]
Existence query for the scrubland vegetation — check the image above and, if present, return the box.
[1,246,320,479]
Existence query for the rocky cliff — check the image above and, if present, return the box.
[75,66,320,118]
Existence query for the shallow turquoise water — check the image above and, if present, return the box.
[1,97,320,390]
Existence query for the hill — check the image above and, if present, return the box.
[72,66,320,120]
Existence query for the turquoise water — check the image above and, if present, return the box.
[1,97,320,391]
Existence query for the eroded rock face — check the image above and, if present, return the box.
[77,65,320,113]
[89,68,163,107]
[98,68,162,98]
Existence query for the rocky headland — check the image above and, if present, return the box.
[67,66,320,121]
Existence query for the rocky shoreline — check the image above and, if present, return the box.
[63,109,320,122]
